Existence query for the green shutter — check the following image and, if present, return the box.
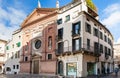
[16,42,21,47]
[6,46,9,50]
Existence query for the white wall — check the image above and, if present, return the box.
[5,30,22,74]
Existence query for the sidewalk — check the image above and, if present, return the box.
[87,72,120,78]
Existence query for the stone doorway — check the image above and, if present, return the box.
[33,60,39,74]
[58,61,63,75]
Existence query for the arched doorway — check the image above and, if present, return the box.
[58,61,63,75]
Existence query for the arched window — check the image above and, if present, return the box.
[58,61,63,75]
[6,67,11,71]
[48,36,52,49]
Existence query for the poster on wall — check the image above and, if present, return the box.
[67,62,77,76]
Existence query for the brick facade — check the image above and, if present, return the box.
[20,8,57,74]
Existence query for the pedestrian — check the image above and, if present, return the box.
[107,68,109,74]
[97,68,100,78]
[115,67,119,76]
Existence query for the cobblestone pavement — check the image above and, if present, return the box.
[0,72,120,78]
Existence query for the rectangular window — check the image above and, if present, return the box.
[7,53,9,59]
[100,31,103,40]
[11,52,14,59]
[24,45,29,51]
[87,39,90,50]
[15,51,20,58]
[108,38,110,44]
[104,46,108,59]
[24,56,28,61]
[16,65,19,69]
[104,46,107,53]
[94,42,99,53]
[48,54,52,60]
[13,65,15,69]
[12,44,14,48]
[6,46,9,50]
[58,28,63,40]
[15,52,17,58]
[86,23,91,34]
[18,51,20,58]
[108,38,112,45]
[104,46,107,56]
[57,18,62,25]
[100,44,103,53]
[58,42,64,54]
[72,38,81,51]
[72,22,80,35]
[93,28,98,37]
[65,15,70,22]
[104,35,107,42]
[108,48,111,56]
[16,42,21,47]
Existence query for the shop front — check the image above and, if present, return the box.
[87,62,96,75]
[66,62,77,76]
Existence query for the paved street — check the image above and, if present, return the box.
[87,71,120,78]
[0,72,120,78]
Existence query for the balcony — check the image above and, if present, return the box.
[56,46,72,56]
[57,36,63,42]
[72,33,80,39]
[56,43,101,56]
[82,44,100,56]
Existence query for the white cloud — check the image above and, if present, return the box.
[0,23,18,40]
[114,37,120,44]
[101,3,120,42]
[0,1,27,41]
[101,3,120,28]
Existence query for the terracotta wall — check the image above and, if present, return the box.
[40,61,56,74]
[20,9,57,74]
[20,62,30,73]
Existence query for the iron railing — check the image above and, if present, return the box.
[56,44,101,56]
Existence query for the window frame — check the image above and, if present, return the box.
[65,15,70,22]
[85,23,91,34]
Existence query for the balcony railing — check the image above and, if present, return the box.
[72,33,80,38]
[57,36,63,42]
[56,44,101,56]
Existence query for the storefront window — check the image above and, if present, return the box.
[87,62,95,75]
[66,62,77,76]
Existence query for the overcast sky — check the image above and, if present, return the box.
[0,0,120,44]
